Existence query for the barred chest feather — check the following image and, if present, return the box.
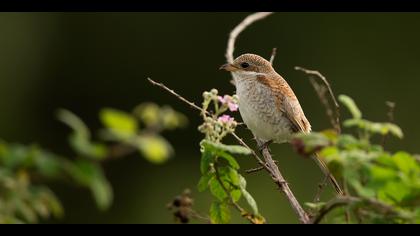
[234,75,294,143]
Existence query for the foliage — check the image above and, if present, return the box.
[0,103,186,223]
[293,95,420,224]
[197,89,265,224]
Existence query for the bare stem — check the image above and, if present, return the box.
[295,66,341,134]
[226,12,274,63]
[381,101,396,146]
[269,48,277,65]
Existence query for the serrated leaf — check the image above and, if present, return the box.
[338,95,362,119]
[100,108,138,139]
[209,177,228,201]
[210,201,231,224]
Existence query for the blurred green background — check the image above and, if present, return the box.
[1,12,420,223]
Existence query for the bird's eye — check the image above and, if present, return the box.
[240,62,250,68]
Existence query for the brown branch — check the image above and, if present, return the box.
[295,66,341,134]
[256,139,311,224]
[226,12,274,63]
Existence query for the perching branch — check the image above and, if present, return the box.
[295,66,341,134]
[226,12,274,63]
[225,13,310,224]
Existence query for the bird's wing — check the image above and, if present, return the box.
[257,74,311,133]
[282,96,311,133]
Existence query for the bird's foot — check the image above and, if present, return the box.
[258,140,273,154]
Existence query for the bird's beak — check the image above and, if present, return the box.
[219,63,238,72]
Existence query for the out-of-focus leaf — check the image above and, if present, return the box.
[134,103,160,127]
[161,106,188,130]
[392,152,419,174]
[58,109,107,159]
[66,160,113,210]
[339,95,362,119]
[100,108,138,139]
[378,181,411,204]
[57,109,90,139]
[210,201,230,224]
[136,136,173,164]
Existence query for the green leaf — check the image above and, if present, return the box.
[387,124,404,139]
[231,189,242,202]
[305,202,326,211]
[197,174,212,192]
[136,135,173,164]
[57,109,90,139]
[100,108,138,139]
[209,177,228,201]
[379,181,411,204]
[201,140,251,155]
[200,147,215,174]
[218,152,240,170]
[210,201,231,224]
[66,160,113,210]
[338,95,362,119]
[57,109,107,159]
[238,175,259,215]
[392,152,419,174]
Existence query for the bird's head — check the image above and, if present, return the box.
[219,53,274,77]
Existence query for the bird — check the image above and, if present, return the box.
[220,53,344,195]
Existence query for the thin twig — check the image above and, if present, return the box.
[295,66,341,134]
[269,48,277,65]
[147,78,268,171]
[381,101,396,146]
[226,12,274,63]
[147,78,204,114]
[313,175,329,203]
[245,160,278,174]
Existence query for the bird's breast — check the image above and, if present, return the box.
[234,77,293,143]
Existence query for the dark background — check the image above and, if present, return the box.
[1,12,419,223]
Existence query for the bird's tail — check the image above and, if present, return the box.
[311,153,344,196]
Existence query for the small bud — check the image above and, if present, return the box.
[210,89,218,95]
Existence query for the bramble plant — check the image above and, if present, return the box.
[0,103,186,223]
[197,89,265,224]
